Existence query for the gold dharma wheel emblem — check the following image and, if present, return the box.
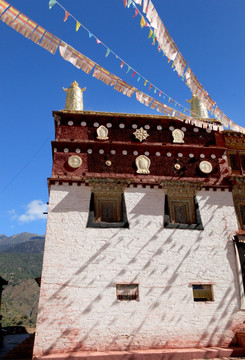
[68,155,82,168]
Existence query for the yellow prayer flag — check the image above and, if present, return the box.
[144,80,147,86]
[148,29,153,38]
[140,16,145,28]
[76,21,81,32]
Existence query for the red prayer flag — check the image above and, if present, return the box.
[133,9,138,17]
[132,71,136,77]
[63,10,69,22]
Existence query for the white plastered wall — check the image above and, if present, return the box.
[33,183,245,356]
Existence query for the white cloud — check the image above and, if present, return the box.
[8,209,18,220]
[18,200,48,223]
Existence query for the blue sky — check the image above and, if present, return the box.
[0,0,244,237]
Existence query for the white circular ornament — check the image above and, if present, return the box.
[199,161,212,174]
[68,121,73,126]
[68,155,82,168]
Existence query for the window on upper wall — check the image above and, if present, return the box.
[164,195,203,230]
[86,179,129,228]
[238,203,245,231]
[228,151,245,175]
[192,284,213,302]
[94,194,122,223]
[233,183,245,231]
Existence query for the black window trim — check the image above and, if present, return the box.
[87,192,129,228]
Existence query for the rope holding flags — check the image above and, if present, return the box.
[0,0,244,133]
[124,0,240,131]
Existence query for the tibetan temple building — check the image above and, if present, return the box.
[33,82,245,359]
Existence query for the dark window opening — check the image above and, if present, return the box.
[87,193,129,228]
[164,195,203,230]
[240,205,245,230]
[240,155,245,172]
[229,153,240,171]
[235,237,245,294]
[116,284,139,301]
[192,284,213,302]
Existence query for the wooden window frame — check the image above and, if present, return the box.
[164,195,203,230]
[192,284,214,302]
[228,151,245,175]
[87,192,129,228]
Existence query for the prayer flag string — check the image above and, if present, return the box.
[47,0,197,118]
[126,0,234,130]
[0,0,243,133]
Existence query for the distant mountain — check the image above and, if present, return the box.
[3,239,45,254]
[0,232,45,252]
[0,232,45,328]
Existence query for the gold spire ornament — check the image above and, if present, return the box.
[63,81,86,111]
[187,94,209,119]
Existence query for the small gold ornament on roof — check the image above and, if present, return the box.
[63,81,86,111]
[187,94,209,119]
[133,127,149,142]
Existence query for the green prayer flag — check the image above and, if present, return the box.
[49,0,57,9]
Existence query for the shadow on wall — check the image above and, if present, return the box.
[34,192,242,356]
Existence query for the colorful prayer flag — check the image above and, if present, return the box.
[133,9,138,17]
[93,65,118,86]
[105,48,110,57]
[10,13,29,35]
[132,71,136,77]
[0,6,20,25]
[120,61,124,68]
[0,0,10,17]
[49,0,57,9]
[30,25,45,44]
[148,29,153,38]
[63,10,69,22]
[76,21,81,32]
[39,31,53,51]
[96,38,101,44]
[144,80,147,86]
[140,16,145,28]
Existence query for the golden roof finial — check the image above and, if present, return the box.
[63,81,86,111]
[187,94,209,119]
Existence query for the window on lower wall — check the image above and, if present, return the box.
[192,284,213,302]
[116,284,139,301]
[87,193,129,228]
[233,190,245,231]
